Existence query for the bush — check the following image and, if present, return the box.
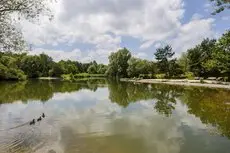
[61,73,76,82]
[75,73,106,78]
[155,74,166,79]
[185,72,195,80]
[139,74,155,79]
[0,63,26,80]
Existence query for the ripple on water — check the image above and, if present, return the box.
[0,119,60,153]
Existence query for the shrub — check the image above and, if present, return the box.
[155,74,166,79]
[0,63,26,80]
[185,72,195,80]
[139,74,155,79]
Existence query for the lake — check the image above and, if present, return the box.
[0,79,230,153]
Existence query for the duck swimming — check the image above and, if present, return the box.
[29,119,35,125]
[42,113,45,118]
[37,116,42,122]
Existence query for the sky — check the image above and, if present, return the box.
[21,0,230,64]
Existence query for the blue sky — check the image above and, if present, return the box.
[21,0,230,64]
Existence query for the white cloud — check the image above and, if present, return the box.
[28,48,83,62]
[170,18,215,56]
[20,0,215,62]
[134,52,148,59]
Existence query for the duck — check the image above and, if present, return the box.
[29,119,35,125]
[42,113,45,118]
[37,116,42,122]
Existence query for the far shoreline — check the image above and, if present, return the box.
[120,78,230,90]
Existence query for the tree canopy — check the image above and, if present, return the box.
[0,0,53,51]
[210,0,230,15]
[106,48,131,77]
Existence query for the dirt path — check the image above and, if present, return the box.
[121,79,230,90]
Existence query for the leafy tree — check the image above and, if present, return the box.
[168,59,183,77]
[87,64,97,74]
[39,53,53,76]
[209,0,230,15]
[107,48,131,77]
[127,57,156,78]
[0,0,54,51]
[58,60,79,74]
[20,55,43,78]
[97,64,107,74]
[212,30,230,79]
[0,62,26,80]
[187,39,216,77]
[178,52,189,73]
[49,62,63,77]
[154,45,175,77]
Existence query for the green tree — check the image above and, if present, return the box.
[97,64,107,74]
[49,62,63,77]
[0,0,54,51]
[154,45,175,77]
[209,0,230,15]
[107,48,131,77]
[212,30,230,80]
[127,58,156,78]
[39,53,53,76]
[20,55,43,78]
[58,60,79,74]
[87,64,97,74]
[187,38,216,77]
[178,52,189,73]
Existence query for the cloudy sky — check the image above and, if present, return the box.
[21,0,230,64]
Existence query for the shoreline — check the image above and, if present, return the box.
[120,79,230,90]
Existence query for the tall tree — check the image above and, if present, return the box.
[154,45,175,77]
[213,30,230,80]
[0,0,54,51]
[187,38,216,77]
[107,48,131,77]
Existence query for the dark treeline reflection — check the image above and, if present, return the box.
[0,79,107,104]
[108,81,230,138]
[1,80,230,138]
[108,81,184,116]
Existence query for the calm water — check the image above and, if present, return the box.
[0,79,230,153]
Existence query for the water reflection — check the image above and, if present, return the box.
[0,79,107,104]
[0,79,230,153]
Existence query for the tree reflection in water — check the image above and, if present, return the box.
[0,79,230,138]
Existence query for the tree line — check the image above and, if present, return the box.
[107,30,230,81]
[0,52,107,80]
[0,30,229,81]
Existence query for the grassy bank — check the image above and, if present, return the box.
[61,73,106,81]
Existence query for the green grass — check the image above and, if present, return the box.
[74,73,106,78]
[61,73,106,82]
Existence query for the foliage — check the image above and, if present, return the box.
[187,38,217,77]
[154,45,182,78]
[107,48,131,77]
[75,73,106,78]
[0,30,229,81]
[0,63,26,80]
[178,52,189,73]
[127,57,156,78]
[209,0,230,15]
[155,74,166,79]
[184,72,195,80]
[0,0,54,51]
[87,64,97,74]
[213,30,230,80]
[0,52,107,80]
